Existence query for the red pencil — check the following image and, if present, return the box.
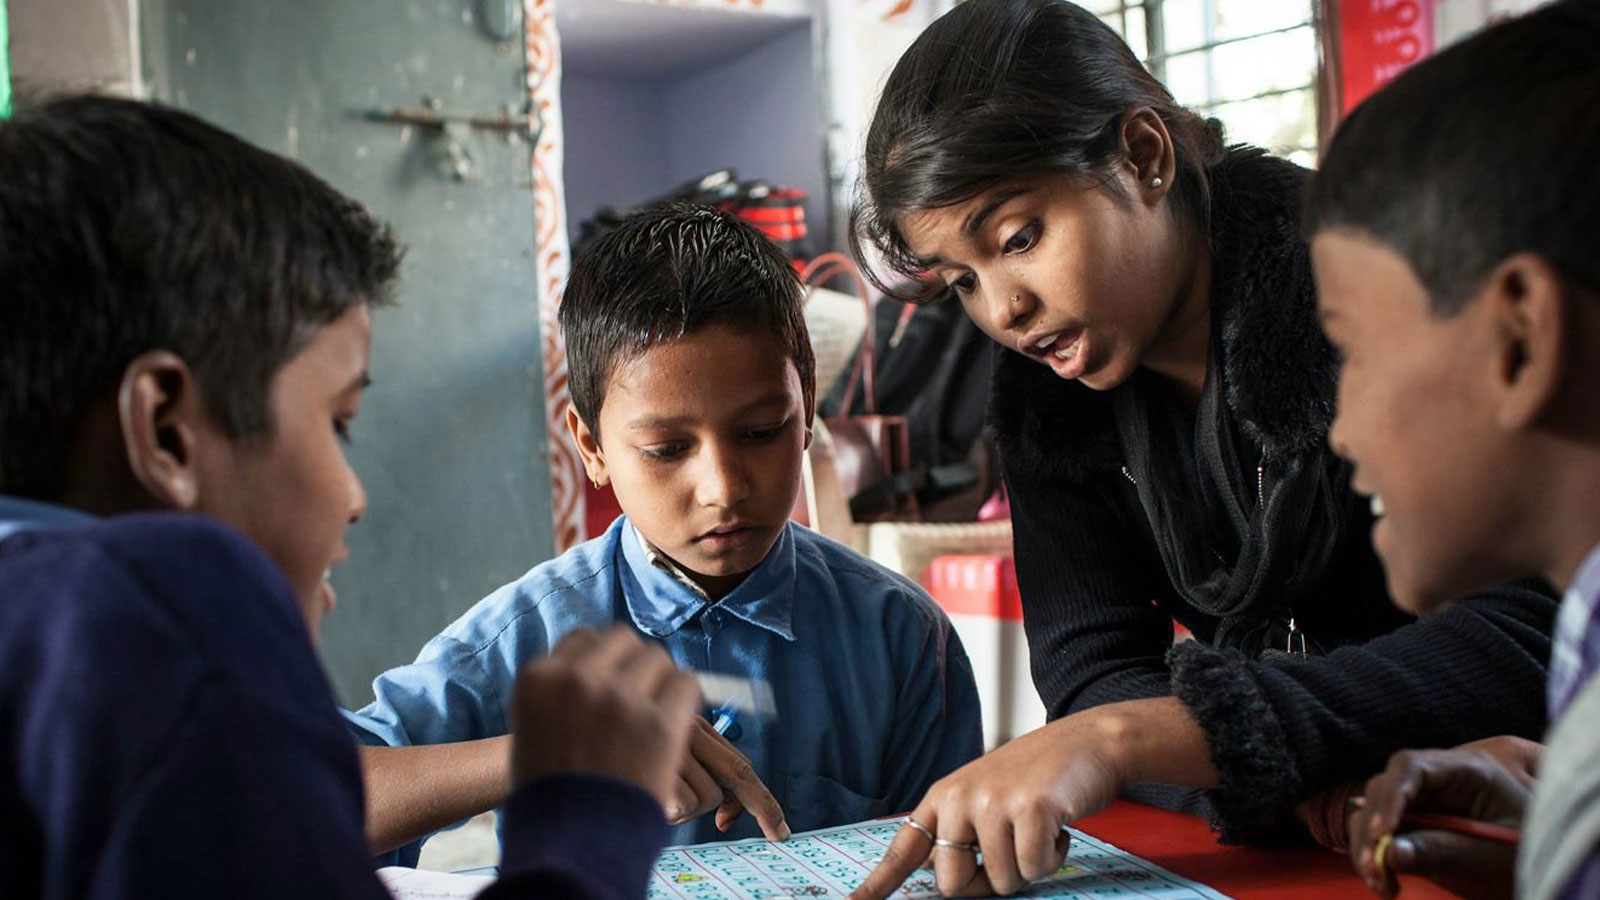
[1400,812,1521,845]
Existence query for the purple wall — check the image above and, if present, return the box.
[561,23,827,249]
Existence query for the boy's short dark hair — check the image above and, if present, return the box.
[0,95,401,500]
[560,203,814,438]
[1304,0,1600,314]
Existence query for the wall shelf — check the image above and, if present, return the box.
[559,0,827,250]
[558,0,810,78]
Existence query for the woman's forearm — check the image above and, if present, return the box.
[359,736,512,853]
[1089,695,1220,789]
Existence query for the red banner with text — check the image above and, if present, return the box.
[1339,0,1437,114]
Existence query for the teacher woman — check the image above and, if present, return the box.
[847,0,1556,896]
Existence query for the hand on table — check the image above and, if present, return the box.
[666,714,790,840]
[509,627,701,811]
[1348,741,1534,900]
[849,714,1128,899]
[850,697,1215,899]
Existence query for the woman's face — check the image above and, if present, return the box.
[900,171,1200,391]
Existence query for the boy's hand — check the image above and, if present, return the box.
[1455,734,1542,788]
[509,628,701,810]
[667,716,791,840]
[1348,745,1531,900]
[1299,735,1537,854]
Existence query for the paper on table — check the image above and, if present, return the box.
[649,817,1238,899]
[374,815,1239,899]
[377,866,495,900]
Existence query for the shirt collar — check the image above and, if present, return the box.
[1568,542,1600,606]
[0,494,99,544]
[1549,541,1600,716]
[618,519,796,642]
[635,530,714,603]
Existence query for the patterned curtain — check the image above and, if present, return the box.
[523,0,585,552]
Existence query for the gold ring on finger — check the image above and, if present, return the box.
[1373,833,1394,882]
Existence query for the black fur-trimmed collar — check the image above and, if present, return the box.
[991,149,1337,482]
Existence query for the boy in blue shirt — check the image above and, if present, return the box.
[1300,3,1600,898]
[1,95,705,900]
[348,203,984,861]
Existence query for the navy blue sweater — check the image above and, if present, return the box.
[0,513,668,899]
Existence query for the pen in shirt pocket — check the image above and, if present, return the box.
[712,700,738,736]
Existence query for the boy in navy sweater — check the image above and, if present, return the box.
[0,94,699,899]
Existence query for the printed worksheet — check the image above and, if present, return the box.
[649,819,1236,900]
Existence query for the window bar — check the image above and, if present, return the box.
[1196,81,1317,112]
[1202,0,1219,108]
[1144,20,1315,65]
[1143,0,1167,84]
[1108,0,1136,47]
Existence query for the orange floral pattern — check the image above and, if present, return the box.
[524,0,586,553]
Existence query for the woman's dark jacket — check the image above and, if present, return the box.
[991,148,1555,843]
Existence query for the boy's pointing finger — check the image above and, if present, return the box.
[690,718,790,840]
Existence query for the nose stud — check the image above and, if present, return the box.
[1009,294,1021,306]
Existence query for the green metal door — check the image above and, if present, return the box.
[140,0,554,704]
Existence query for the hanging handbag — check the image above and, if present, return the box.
[802,253,920,522]
[819,291,1003,522]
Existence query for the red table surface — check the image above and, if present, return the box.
[1072,801,1462,900]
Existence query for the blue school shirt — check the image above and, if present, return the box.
[345,517,983,859]
[0,498,677,900]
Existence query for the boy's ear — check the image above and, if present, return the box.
[116,350,208,511]
[1488,253,1568,431]
[565,402,608,487]
[1118,107,1177,203]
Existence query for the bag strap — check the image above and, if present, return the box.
[801,252,878,415]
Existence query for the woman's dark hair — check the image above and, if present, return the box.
[0,94,401,500]
[852,0,1226,302]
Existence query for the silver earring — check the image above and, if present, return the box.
[1150,176,1164,188]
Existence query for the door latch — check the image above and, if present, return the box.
[355,97,541,182]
